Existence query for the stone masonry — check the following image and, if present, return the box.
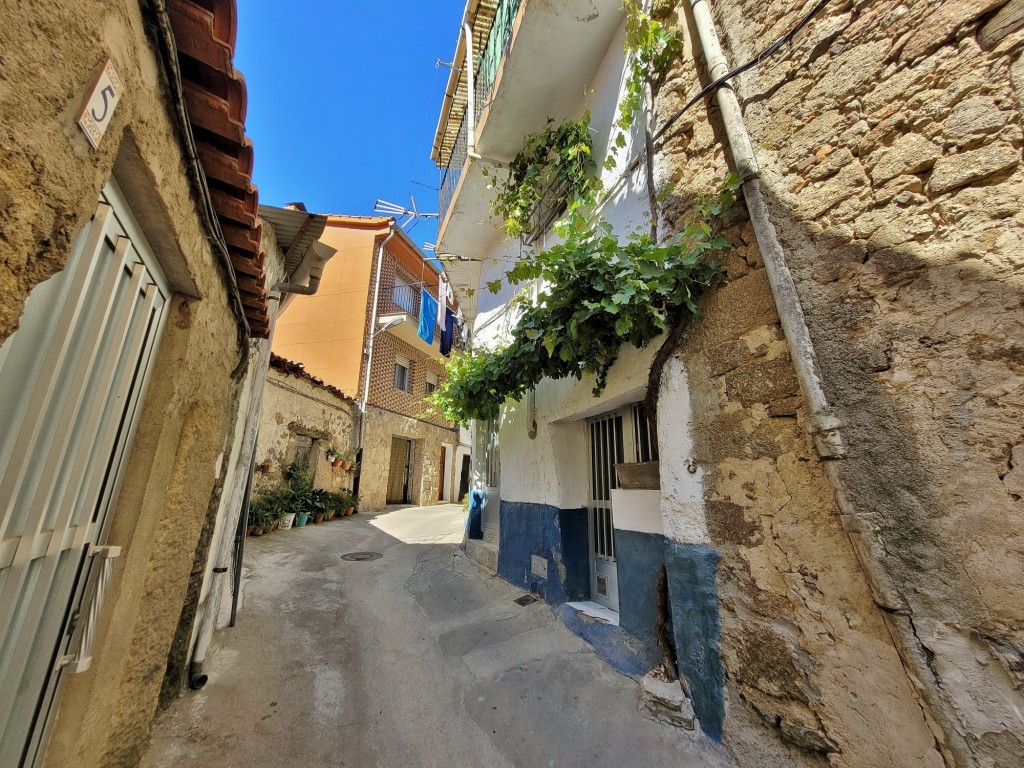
[652,0,1024,766]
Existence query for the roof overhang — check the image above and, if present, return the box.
[167,0,269,336]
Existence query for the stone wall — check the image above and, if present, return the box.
[254,364,358,497]
[654,0,1024,765]
[0,2,256,766]
[359,404,459,511]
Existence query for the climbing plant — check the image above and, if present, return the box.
[429,1,720,429]
[485,112,601,239]
[614,1,682,141]
[429,176,739,425]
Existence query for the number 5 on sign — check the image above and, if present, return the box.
[78,58,124,149]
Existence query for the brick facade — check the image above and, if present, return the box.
[359,244,455,432]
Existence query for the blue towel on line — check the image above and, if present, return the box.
[418,289,438,345]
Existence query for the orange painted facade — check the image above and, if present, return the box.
[273,216,387,395]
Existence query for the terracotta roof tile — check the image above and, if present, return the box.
[269,354,356,403]
[168,0,269,337]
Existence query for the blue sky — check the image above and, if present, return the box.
[235,0,465,252]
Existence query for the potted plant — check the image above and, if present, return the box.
[247,499,274,536]
[259,459,272,474]
[340,448,356,471]
[346,492,359,516]
[307,488,329,524]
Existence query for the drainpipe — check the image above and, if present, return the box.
[188,243,332,690]
[465,21,482,160]
[358,224,398,453]
[687,3,968,764]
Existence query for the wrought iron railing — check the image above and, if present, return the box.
[438,0,523,228]
[439,114,468,228]
[392,283,418,316]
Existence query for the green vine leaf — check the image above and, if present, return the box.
[427,177,740,426]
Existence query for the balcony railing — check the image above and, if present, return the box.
[438,115,468,228]
[438,0,523,227]
[392,283,418,316]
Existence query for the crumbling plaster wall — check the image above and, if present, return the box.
[668,0,1024,764]
[646,0,1024,764]
[255,368,358,496]
[0,1,251,766]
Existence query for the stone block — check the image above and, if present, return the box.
[640,674,695,730]
[723,355,800,407]
[944,96,1010,146]
[927,143,1020,194]
[465,539,498,574]
[795,162,871,220]
[688,270,778,351]
[898,0,1006,62]
[869,133,941,184]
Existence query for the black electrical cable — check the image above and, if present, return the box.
[652,0,833,144]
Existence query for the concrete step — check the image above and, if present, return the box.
[482,527,500,546]
[465,538,498,574]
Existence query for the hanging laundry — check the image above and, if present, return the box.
[418,288,438,345]
[437,274,448,330]
[440,307,456,356]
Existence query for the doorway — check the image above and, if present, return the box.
[0,184,170,766]
[386,437,413,504]
[586,404,654,613]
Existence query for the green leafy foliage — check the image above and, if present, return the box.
[429,177,740,425]
[485,113,602,238]
[606,1,683,170]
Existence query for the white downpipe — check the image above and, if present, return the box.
[187,297,278,688]
[359,225,398,447]
[189,244,333,688]
[687,4,967,764]
[465,21,482,160]
[688,0,842,459]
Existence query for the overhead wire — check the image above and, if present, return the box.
[611,0,833,198]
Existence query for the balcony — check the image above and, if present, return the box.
[433,0,624,319]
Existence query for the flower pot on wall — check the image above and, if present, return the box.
[332,458,342,468]
[614,461,660,490]
[341,460,352,470]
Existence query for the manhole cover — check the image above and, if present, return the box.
[340,551,382,562]
[514,593,540,606]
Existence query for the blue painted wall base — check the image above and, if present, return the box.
[663,542,725,740]
[497,501,589,604]
[554,603,660,678]
[613,529,665,651]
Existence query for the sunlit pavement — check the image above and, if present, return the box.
[141,503,733,768]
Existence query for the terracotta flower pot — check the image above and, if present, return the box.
[345,506,354,516]
[259,462,271,473]
[341,460,352,470]
[332,458,342,467]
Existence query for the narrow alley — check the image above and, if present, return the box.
[141,506,733,768]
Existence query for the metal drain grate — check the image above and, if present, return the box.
[340,551,382,562]
[514,593,540,606]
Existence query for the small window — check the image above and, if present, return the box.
[425,373,437,396]
[394,355,410,392]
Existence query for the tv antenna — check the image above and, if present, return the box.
[373,195,438,230]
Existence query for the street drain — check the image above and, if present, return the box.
[514,593,540,606]
[340,551,382,562]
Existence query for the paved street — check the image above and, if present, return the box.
[142,504,733,768]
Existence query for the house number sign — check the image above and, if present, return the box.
[78,58,124,149]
